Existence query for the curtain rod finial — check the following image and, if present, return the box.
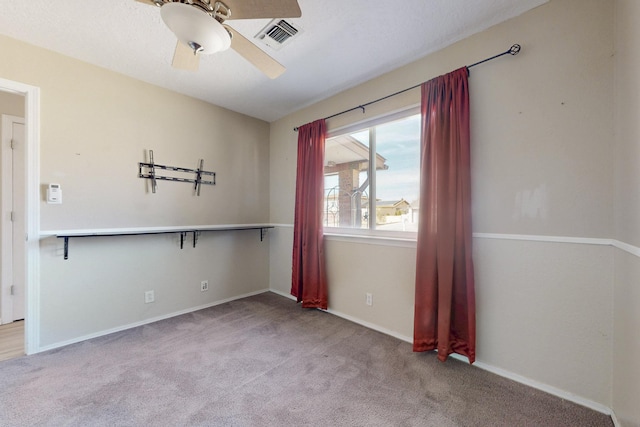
[510,44,521,55]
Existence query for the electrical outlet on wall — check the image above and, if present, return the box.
[201,280,209,292]
[145,290,155,304]
[366,292,373,306]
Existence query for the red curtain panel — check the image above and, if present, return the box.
[413,67,476,363]
[291,119,328,309]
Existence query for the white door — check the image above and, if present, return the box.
[11,120,26,320]
[1,115,25,323]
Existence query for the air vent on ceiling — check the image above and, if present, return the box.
[255,19,303,51]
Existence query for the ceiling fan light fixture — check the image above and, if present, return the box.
[160,2,231,55]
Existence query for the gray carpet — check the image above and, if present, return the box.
[0,292,612,426]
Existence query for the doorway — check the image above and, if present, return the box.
[1,114,26,326]
[0,77,41,356]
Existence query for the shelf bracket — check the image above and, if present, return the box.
[56,225,274,259]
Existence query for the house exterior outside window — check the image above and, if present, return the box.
[323,108,420,236]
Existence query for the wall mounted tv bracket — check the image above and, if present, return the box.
[138,150,216,195]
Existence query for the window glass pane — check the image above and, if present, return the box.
[324,130,370,228]
[373,114,421,232]
[324,110,420,234]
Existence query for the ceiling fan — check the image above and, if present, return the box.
[135,0,302,78]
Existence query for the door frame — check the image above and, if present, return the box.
[1,114,25,324]
[0,78,40,355]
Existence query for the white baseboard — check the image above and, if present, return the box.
[269,289,413,342]
[269,288,617,422]
[324,307,414,344]
[53,285,616,424]
[268,289,414,343]
[36,288,270,354]
[326,306,613,418]
[447,353,616,421]
[609,410,621,427]
[269,288,296,301]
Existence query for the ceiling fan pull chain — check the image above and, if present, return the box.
[188,42,204,55]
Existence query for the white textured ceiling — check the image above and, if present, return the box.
[0,0,547,122]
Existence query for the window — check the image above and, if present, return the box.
[323,108,421,236]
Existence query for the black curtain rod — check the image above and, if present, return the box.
[293,44,521,132]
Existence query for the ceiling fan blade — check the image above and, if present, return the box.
[134,0,158,6]
[226,26,286,79]
[223,0,301,19]
[172,41,200,71]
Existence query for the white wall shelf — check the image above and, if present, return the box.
[40,224,274,260]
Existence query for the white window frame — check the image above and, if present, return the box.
[324,105,420,241]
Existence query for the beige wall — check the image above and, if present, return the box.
[38,231,269,346]
[0,91,24,117]
[271,0,615,410]
[0,35,271,347]
[2,0,638,423]
[614,0,640,248]
[612,250,640,427]
[613,1,640,425]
